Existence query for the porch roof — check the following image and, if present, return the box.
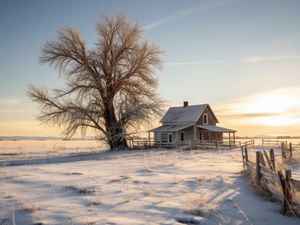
[197,125,236,133]
[149,123,193,132]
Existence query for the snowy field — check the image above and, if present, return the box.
[0,140,105,160]
[1,145,300,225]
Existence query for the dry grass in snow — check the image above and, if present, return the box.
[0,147,299,225]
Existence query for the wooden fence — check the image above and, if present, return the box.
[130,138,240,150]
[241,142,300,215]
[262,139,300,151]
[262,139,287,146]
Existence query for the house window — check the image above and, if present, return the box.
[203,113,208,125]
[180,132,184,141]
[168,133,172,143]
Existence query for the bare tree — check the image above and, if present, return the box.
[27,13,164,150]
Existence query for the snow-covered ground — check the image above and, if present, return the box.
[0,140,105,160]
[0,146,299,225]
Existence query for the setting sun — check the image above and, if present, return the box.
[251,93,298,113]
[217,88,300,134]
[243,91,300,126]
[238,90,300,114]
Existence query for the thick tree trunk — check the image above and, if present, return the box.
[107,127,129,150]
[104,99,129,150]
[108,136,128,150]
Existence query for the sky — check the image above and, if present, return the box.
[1,0,300,137]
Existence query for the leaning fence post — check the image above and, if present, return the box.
[263,150,272,170]
[278,169,293,215]
[259,151,266,167]
[285,169,292,214]
[277,170,286,214]
[269,149,275,171]
[256,151,261,185]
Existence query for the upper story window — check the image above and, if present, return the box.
[203,113,208,125]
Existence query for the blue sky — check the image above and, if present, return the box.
[1,0,300,136]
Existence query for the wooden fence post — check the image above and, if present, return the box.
[278,170,286,214]
[269,149,275,171]
[263,150,273,170]
[241,146,245,168]
[259,152,266,167]
[281,142,286,159]
[278,169,293,215]
[256,151,261,185]
[245,146,248,163]
[289,142,292,158]
[262,139,264,146]
[285,169,292,214]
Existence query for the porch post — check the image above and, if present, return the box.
[233,132,235,145]
[193,124,197,140]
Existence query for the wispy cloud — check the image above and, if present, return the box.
[143,0,237,30]
[242,54,300,63]
[166,60,222,66]
[0,98,20,105]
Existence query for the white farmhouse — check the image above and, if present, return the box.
[150,102,236,145]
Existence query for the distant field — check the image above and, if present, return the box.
[0,140,106,160]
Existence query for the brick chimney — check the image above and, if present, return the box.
[183,101,188,107]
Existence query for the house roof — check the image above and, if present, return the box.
[197,125,236,133]
[160,104,218,123]
[149,124,193,132]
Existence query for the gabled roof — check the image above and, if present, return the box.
[149,124,193,132]
[160,104,218,123]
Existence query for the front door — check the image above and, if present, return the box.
[199,132,203,140]
[168,133,172,143]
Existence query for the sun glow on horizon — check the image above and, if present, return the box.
[219,88,300,129]
[241,91,300,126]
[237,91,300,114]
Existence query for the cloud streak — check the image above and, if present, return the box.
[143,0,237,30]
[242,54,300,63]
[0,98,20,105]
[166,60,222,66]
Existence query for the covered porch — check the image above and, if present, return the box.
[149,124,236,145]
[197,125,236,145]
